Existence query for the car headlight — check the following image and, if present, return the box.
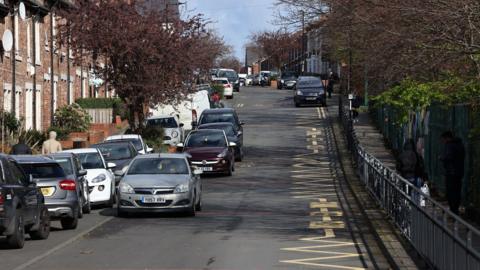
[174,183,189,193]
[91,173,106,183]
[281,80,285,84]
[119,182,134,194]
[171,131,179,138]
[217,149,228,158]
[296,90,303,95]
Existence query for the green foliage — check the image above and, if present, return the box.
[211,84,225,99]
[139,126,164,153]
[46,126,70,141]
[53,103,92,133]
[0,110,21,134]
[76,98,128,120]
[270,74,279,81]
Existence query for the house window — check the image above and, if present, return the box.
[35,86,42,130]
[25,84,33,130]
[35,22,41,64]
[3,84,12,113]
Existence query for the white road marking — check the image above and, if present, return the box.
[12,216,114,270]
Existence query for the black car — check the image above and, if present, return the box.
[0,155,50,248]
[91,141,139,183]
[294,76,327,107]
[278,72,298,90]
[198,122,244,161]
[49,153,91,216]
[198,108,244,135]
[15,156,81,230]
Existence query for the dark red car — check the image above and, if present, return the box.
[178,129,236,176]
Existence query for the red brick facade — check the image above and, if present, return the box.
[0,1,108,131]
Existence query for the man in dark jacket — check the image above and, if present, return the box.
[440,131,465,215]
[10,138,33,155]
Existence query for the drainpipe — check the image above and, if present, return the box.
[50,10,54,125]
[67,26,71,104]
[32,14,37,130]
[11,10,16,117]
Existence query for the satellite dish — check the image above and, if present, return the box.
[19,2,26,21]
[2,30,13,52]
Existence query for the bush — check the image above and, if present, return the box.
[139,126,164,153]
[53,103,92,133]
[0,110,21,134]
[76,98,128,120]
[211,84,225,99]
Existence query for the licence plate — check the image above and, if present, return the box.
[306,97,317,100]
[201,167,213,172]
[41,187,55,197]
[141,197,166,204]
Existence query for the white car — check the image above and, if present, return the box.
[213,77,233,99]
[62,148,116,206]
[146,115,185,145]
[105,134,152,155]
[245,75,253,86]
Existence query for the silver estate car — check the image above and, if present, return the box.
[116,154,202,217]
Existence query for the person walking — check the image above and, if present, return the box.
[397,139,419,188]
[10,138,32,155]
[327,72,335,98]
[440,131,465,215]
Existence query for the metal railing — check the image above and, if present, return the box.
[338,97,480,270]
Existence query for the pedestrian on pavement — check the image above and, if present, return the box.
[397,139,420,188]
[440,131,465,215]
[10,137,32,155]
[327,72,334,98]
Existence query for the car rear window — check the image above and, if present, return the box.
[78,153,104,169]
[95,144,134,160]
[199,113,236,126]
[53,158,74,175]
[186,132,227,148]
[199,125,235,136]
[20,163,66,178]
[107,139,143,151]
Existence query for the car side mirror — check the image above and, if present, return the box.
[107,162,117,169]
[179,123,184,128]
[237,131,243,136]
[78,169,88,177]
[176,143,185,149]
[239,122,245,126]
[146,147,154,153]
[229,142,237,147]
[114,170,125,177]
[29,174,37,185]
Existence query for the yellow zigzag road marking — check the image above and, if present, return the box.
[282,243,357,253]
[280,258,366,270]
[309,221,346,229]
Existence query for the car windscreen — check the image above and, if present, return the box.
[147,117,178,129]
[20,163,66,178]
[52,158,74,175]
[78,153,104,169]
[199,113,236,126]
[108,139,143,151]
[199,125,235,136]
[214,80,228,84]
[186,132,227,148]
[96,144,134,160]
[127,158,189,175]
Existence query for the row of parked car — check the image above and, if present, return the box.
[0,105,244,249]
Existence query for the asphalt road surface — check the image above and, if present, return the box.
[0,86,392,270]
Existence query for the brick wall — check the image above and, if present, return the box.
[0,3,109,131]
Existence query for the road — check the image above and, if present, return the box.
[0,86,392,270]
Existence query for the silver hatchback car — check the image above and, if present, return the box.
[116,154,202,216]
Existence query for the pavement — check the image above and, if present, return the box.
[0,86,416,270]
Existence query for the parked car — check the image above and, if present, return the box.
[216,68,240,92]
[91,141,139,184]
[14,156,81,230]
[62,148,116,207]
[147,115,185,146]
[105,134,152,155]
[212,77,234,99]
[116,154,203,217]
[0,155,50,248]
[150,86,211,130]
[245,75,253,86]
[198,122,244,161]
[48,153,91,216]
[178,129,236,176]
[278,72,298,90]
[294,76,327,107]
[198,108,244,135]
[252,74,261,86]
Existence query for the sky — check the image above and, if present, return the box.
[185,0,277,61]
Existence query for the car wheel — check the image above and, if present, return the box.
[7,214,25,249]
[60,208,79,230]
[30,207,50,240]
[295,102,300,107]
[82,199,91,214]
[78,201,84,219]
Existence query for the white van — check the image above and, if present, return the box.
[149,87,211,131]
